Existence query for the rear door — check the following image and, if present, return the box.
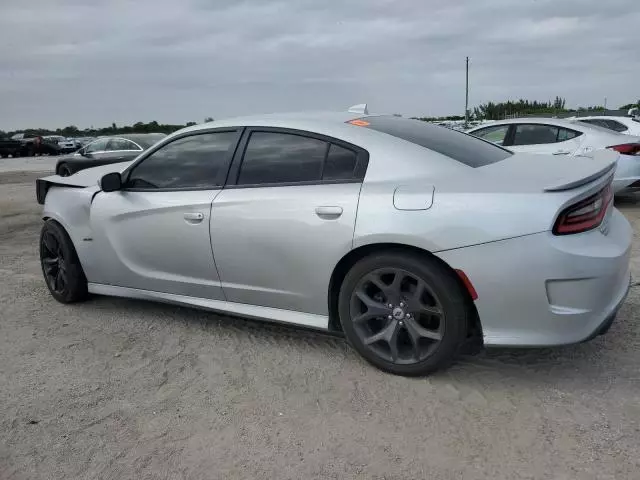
[89,129,240,299]
[506,123,583,155]
[211,128,368,315]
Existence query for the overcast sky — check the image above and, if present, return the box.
[1,0,638,130]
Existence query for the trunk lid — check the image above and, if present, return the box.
[441,150,617,194]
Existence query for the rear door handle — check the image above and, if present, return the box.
[315,206,343,219]
[553,150,571,155]
[183,212,204,224]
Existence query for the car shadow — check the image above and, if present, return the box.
[82,294,636,385]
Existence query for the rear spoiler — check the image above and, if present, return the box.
[543,150,617,192]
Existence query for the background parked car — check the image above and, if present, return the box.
[466,118,640,193]
[56,137,81,153]
[9,133,61,156]
[572,116,640,136]
[55,133,166,176]
[0,136,24,158]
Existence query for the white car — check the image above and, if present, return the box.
[572,116,640,136]
[466,118,640,193]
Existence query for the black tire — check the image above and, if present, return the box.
[39,220,88,303]
[58,163,73,177]
[338,252,469,376]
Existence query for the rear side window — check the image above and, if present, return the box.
[557,128,581,141]
[512,124,559,145]
[323,144,358,180]
[358,116,512,168]
[238,132,326,185]
[236,132,362,185]
[603,120,628,132]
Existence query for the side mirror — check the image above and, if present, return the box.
[100,172,122,192]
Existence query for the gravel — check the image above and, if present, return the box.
[1,171,639,480]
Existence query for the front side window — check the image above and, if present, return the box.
[127,131,236,189]
[107,138,141,151]
[85,138,109,153]
[470,125,510,145]
[512,124,559,145]
[237,132,327,185]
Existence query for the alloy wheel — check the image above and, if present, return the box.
[349,267,444,365]
[41,231,68,295]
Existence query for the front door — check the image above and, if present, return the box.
[211,129,368,315]
[88,129,240,300]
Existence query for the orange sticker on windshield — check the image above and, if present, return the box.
[348,119,370,126]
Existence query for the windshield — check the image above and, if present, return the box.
[360,116,512,168]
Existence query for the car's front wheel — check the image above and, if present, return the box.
[40,220,88,303]
[338,252,469,376]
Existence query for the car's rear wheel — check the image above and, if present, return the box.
[338,252,469,376]
[40,220,88,303]
[58,163,73,177]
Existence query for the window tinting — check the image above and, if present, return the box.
[323,144,357,180]
[603,120,628,132]
[238,132,327,185]
[512,124,559,145]
[471,125,509,145]
[107,138,140,151]
[127,132,236,189]
[85,138,109,153]
[557,128,581,141]
[360,116,511,168]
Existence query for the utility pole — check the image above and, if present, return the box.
[604,97,607,111]
[464,56,469,129]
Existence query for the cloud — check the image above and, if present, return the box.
[0,0,638,129]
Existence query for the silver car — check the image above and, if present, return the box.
[36,109,632,376]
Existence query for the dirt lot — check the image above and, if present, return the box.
[1,171,640,480]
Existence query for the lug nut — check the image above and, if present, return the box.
[400,302,405,307]
[388,304,393,308]
[388,315,392,320]
[405,313,411,318]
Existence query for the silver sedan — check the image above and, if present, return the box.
[36,109,631,376]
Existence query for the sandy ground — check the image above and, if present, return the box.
[1,170,640,480]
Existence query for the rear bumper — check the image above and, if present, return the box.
[436,209,632,347]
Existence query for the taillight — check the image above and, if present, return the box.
[607,143,640,155]
[553,183,613,235]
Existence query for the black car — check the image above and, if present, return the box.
[55,133,166,176]
[1,134,61,157]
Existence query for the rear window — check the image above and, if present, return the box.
[358,116,512,168]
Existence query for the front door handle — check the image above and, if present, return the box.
[183,212,204,224]
[315,206,343,219]
[553,150,571,155]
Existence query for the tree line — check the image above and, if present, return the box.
[0,118,215,139]
[417,98,639,122]
[2,97,639,138]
